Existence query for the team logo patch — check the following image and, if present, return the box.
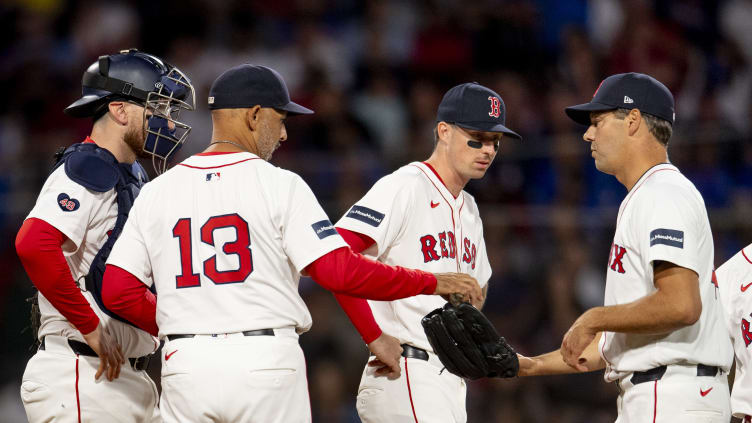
[57,193,80,212]
[311,220,337,239]
[346,205,384,227]
[649,228,684,248]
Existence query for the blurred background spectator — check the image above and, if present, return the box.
[1,0,750,421]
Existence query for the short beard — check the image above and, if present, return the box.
[256,120,280,160]
[124,125,149,159]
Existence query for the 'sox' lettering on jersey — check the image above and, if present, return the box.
[649,228,684,248]
[346,205,385,227]
[609,243,627,274]
[311,220,337,240]
[742,314,752,347]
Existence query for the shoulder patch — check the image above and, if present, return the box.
[57,193,80,212]
[650,228,684,248]
[64,148,119,192]
[312,220,337,239]
[346,205,385,227]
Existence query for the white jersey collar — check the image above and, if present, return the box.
[411,161,465,207]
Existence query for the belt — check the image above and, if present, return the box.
[40,337,151,371]
[167,328,275,341]
[401,344,428,361]
[630,364,719,385]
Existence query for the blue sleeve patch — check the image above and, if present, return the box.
[57,193,80,212]
[345,205,385,227]
[312,220,337,239]
[650,228,684,248]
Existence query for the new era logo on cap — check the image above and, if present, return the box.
[623,96,634,104]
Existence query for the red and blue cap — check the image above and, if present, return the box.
[208,64,313,115]
[436,82,522,140]
[565,72,675,125]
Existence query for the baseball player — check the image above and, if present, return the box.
[14,49,195,422]
[714,246,752,422]
[516,73,733,422]
[98,64,481,423]
[334,82,521,422]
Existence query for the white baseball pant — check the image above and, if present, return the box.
[159,327,310,423]
[21,335,160,423]
[357,349,466,423]
[615,364,730,422]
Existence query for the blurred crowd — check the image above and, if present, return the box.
[1,0,751,422]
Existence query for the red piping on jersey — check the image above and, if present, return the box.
[616,167,678,227]
[83,136,95,144]
[653,380,658,423]
[742,248,752,265]
[75,356,82,423]
[177,157,261,170]
[422,161,458,200]
[194,151,245,156]
[405,357,419,423]
[411,164,461,271]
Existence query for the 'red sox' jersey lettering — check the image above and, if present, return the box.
[419,232,476,269]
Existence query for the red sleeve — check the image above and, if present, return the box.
[102,265,158,337]
[306,246,436,300]
[15,218,100,334]
[333,228,382,343]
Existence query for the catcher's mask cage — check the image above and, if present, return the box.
[66,49,196,174]
[141,67,195,174]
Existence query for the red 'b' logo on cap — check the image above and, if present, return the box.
[488,96,500,118]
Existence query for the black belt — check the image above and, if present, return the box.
[630,364,719,385]
[167,328,275,341]
[40,337,151,371]
[401,344,428,361]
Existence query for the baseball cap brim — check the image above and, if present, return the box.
[64,94,108,117]
[564,102,617,125]
[454,121,522,140]
[277,101,313,116]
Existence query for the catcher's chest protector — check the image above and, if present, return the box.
[51,142,149,325]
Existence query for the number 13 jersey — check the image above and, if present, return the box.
[107,152,346,337]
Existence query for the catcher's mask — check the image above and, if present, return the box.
[65,48,196,174]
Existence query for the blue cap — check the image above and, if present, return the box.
[436,82,521,140]
[208,64,313,115]
[565,72,675,125]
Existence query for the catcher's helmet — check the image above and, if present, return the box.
[65,49,196,173]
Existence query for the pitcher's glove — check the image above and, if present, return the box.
[421,302,519,380]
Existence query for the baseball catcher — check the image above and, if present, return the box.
[422,302,519,380]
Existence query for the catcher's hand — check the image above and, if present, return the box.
[421,302,518,380]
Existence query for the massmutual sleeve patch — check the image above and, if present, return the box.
[345,205,385,227]
[650,228,684,248]
[311,220,337,239]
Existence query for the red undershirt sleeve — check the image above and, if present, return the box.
[102,265,158,337]
[15,218,100,335]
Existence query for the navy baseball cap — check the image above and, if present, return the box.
[208,64,313,115]
[565,72,675,126]
[437,82,521,140]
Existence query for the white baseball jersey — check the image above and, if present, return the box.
[107,151,346,337]
[598,163,732,382]
[715,244,752,419]
[26,165,158,358]
[335,161,492,352]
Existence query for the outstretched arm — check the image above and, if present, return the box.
[519,332,605,376]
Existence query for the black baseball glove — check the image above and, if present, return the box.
[421,302,519,380]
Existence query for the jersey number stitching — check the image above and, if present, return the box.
[172,213,254,288]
